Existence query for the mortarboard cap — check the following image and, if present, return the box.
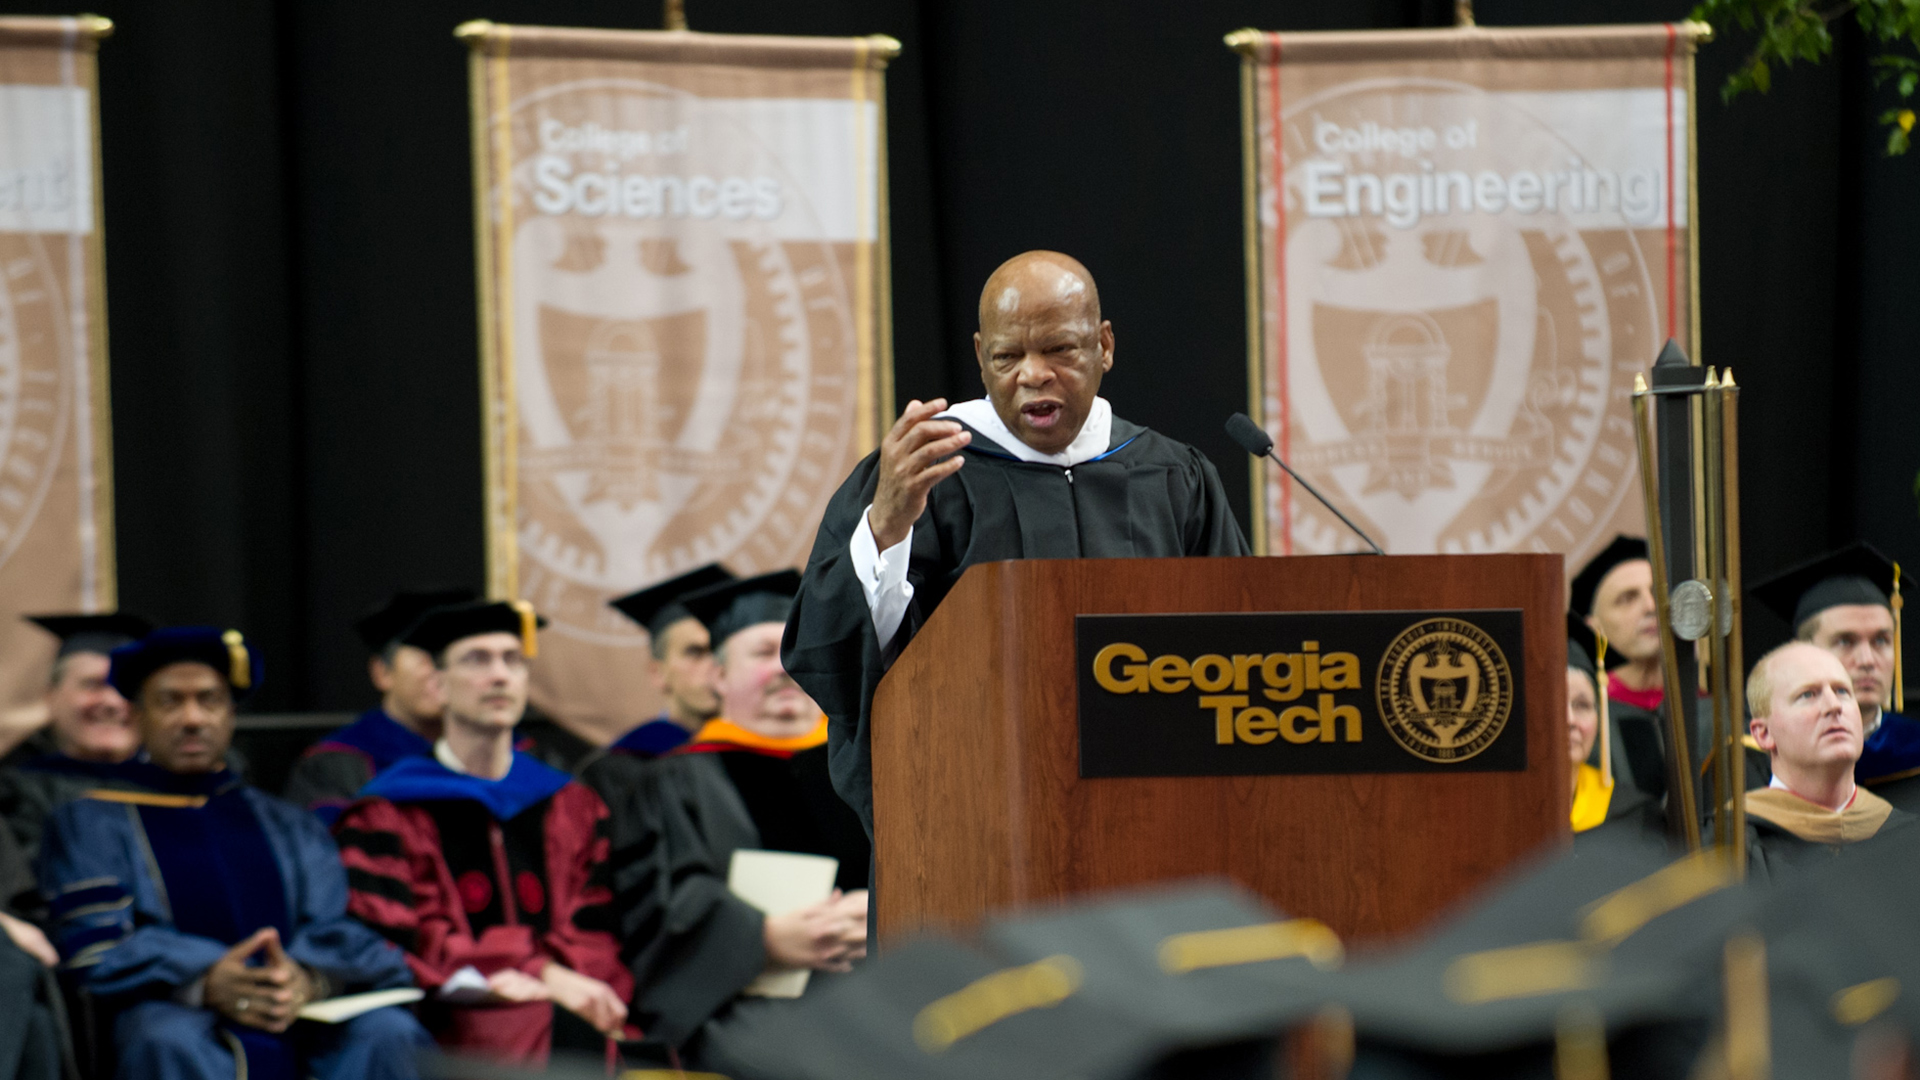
[1752,542,1903,712]
[679,569,802,647]
[352,588,476,654]
[982,881,1340,1052]
[608,564,735,638]
[401,600,547,659]
[709,934,1161,1080]
[108,626,262,701]
[1570,535,1649,618]
[1750,541,1897,630]
[26,612,154,660]
[1321,832,1755,1057]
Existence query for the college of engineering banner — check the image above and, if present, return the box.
[1233,24,1704,567]
[0,17,114,711]
[462,22,895,733]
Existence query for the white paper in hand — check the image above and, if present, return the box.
[727,849,838,998]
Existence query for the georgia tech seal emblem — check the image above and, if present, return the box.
[1375,618,1514,763]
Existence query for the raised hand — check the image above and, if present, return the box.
[868,399,970,549]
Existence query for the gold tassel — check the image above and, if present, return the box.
[1893,563,1903,714]
[221,630,250,690]
[510,599,539,658]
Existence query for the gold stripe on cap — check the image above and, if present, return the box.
[1893,563,1903,713]
[1831,977,1900,1026]
[510,599,539,658]
[83,789,207,809]
[1577,850,1736,947]
[1157,918,1343,974]
[1443,940,1601,1005]
[912,954,1082,1053]
[221,629,249,690]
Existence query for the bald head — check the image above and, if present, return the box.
[973,251,1114,455]
[977,251,1101,331]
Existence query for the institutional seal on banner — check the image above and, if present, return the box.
[504,81,862,644]
[0,235,72,573]
[1375,617,1513,763]
[1270,79,1666,569]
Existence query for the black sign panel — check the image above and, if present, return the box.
[1077,609,1527,778]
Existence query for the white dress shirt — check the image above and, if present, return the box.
[849,397,1115,648]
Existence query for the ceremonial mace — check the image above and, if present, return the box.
[1629,341,1746,868]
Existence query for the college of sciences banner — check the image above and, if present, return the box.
[462,22,895,733]
[1232,24,1705,566]
[0,17,115,710]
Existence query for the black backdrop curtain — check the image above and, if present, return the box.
[14,0,1912,711]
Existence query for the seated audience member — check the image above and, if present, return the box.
[600,564,734,760]
[334,601,630,1062]
[606,571,869,1069]
[0,614,152,866]
[283,589,471,823]
[1570,538,1683,802]
[1566,617,1653,836]
[1753,543,1916,809]
[37,627,427,1080]
[1742,641,1914,880]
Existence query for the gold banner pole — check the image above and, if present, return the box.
[1701,368,1731,854]
[1632,374,1702,851]
[1720,371,1747,875]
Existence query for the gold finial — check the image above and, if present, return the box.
[1633,373,1649,394]
[76,14,112,39]
[1721,368,1736,388]
[1455,0,1475,27]
[453,20,493,43]
[1705,366,1720,389]
[1224,28,1263,55]
[664,0,688,31]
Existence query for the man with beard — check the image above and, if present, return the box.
[1570,537,1677,804]
[333,601,630,1062]
[598,564,734,761]
[283,589,472,824]
[784,250,1248,859]
[1753,543,1914,809]
[37,626,428,1080]
[1741,641,1913,881]
[609,571,869,1071]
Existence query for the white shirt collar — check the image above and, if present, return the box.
[434,739,468,774]
[938,397,1113,467]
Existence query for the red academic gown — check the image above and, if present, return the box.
[334,752,632,1061]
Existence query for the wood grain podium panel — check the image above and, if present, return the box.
[870,554,1567,946]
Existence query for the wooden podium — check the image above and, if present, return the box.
[870,554,1568,945]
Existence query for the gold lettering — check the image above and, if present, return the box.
[1319,653,1359,690]
[1201,696,1247,744]
[1092,643,1148,694]
[1321,694,1362,742]
[1231,654,1261,691]
[1280,705,1321,744]
[1148,655,1191,693]
[1189,654,1233,693]
[1235,706,1279,744]
[1261,654,1304,701]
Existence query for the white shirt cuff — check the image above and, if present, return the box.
[850,505,914,648]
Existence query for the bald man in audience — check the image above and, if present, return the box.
[1741,642,1914,882]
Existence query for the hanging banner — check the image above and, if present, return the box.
[0,17,115,711]
[462,22,895,736]
[1232,23,1704,571]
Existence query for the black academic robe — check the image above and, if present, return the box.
[1744,803,1917,885]
[783,416,1249,838]
[604,738,868,1056]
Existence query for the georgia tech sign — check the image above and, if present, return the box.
[1075,611,1525,779]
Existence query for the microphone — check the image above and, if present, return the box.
[1225,412,1384,555]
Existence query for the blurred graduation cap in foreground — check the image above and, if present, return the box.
[25,612,153,660]
[609,563,736,640]
[352,588,476,654]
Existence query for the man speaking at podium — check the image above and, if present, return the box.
[784,250,1249,854]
